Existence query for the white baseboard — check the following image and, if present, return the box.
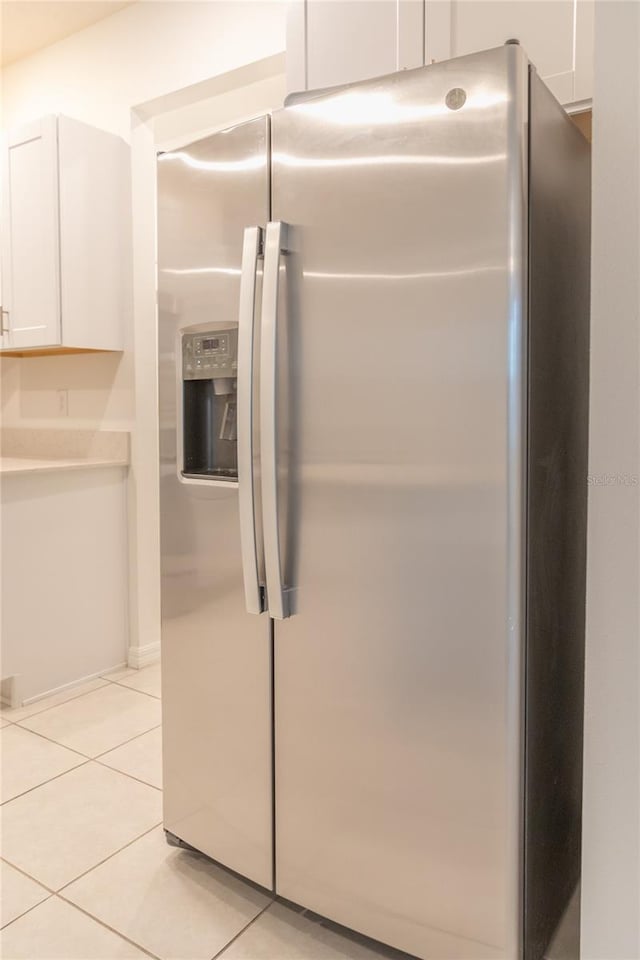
[1,675,23,709]
[3,663,126,709]
[128,641,161,669]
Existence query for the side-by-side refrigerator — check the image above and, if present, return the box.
[158,44,590,960]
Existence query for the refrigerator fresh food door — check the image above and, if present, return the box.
[158,117,273,889]
[270,46,528,957]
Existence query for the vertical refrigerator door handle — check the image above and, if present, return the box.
[238,225,264,615]
[260,220,291,620]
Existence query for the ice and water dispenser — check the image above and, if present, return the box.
[181,328,238,481]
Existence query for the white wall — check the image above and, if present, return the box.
[1,1,287,139]
[1,0,287,661]
[581,2,640,956]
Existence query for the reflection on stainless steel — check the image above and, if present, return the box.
[160,266,242,277]
[158,117,272,890]
[273,150,508,169]
[161,262,503,283]
[303,264,506,281]
[288,87,509,125]
[158,149,266,173]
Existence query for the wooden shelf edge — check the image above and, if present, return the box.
[0,346,123,358]
[570,109,592,143]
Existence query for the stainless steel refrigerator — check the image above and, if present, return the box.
[158,43,590,960]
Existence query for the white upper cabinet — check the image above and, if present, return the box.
[287,0,594,108]
[425,0,594,107]
[1,115,130,354]
[1,118,61,350]
[287,0,424,94]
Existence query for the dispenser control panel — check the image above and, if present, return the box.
[182,328,238,380]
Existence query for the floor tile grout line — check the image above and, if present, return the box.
[2,732,161,820]
[107,679,161,701]
[92,723,163,761]
[211,901,276,960]
[101,663,160,684]
[2,670,162,956]
[3,821,163,903]
[3,721,93,761]
[55,820,163,895]
[0,758,92,808]
[7,719,162,768]
[0,856,59,894]
[55,893,163,960]
[0,679,112,725]
[0,891,56,932]
[93,758,162,792]
[2,741,162,817]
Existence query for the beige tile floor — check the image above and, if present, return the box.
[0,664,413,960]
[1,664,577,959]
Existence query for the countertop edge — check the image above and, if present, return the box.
[0,457,130,477]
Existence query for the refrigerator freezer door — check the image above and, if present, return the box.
[271,46,528,957]
[158,117,273,889]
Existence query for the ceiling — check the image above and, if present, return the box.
[1,1,134,67]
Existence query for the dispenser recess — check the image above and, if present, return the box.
[181,327,238,481]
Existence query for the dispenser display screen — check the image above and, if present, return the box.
[183,328,237,381]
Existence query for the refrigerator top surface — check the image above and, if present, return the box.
[282,42,530,109]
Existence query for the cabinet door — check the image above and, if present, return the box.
[425,0,594,106]
[1,117,61,350]
[287,0,424,94]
